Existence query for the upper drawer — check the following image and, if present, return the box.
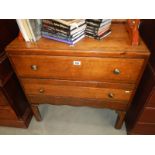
[10,55,144,83]
[0,54,13,86]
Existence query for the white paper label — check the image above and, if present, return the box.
[73,61,81,66]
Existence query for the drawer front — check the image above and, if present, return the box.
[10,55,144,83]
[131,123,155,135]
[147,89,155,107]
[138,107,155,123]
[0,55,12,86]
[28,95,128,111]
[0,106,17,120]
[21,79,133,103]
[0,90,9,106]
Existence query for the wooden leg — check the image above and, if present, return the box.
[31,105,42,121]
[115,111,126,129]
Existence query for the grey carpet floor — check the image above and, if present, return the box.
[0,105,126,135]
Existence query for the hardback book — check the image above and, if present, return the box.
[16,19,30,42]
[16,19,41,42]
[26,19,41,41]
[43,19,86,31]
[42,33,85,45]
[20,20,34,42]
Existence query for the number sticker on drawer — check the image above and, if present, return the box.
[73,61,81,66]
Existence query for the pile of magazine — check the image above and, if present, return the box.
[85,19,112,40]
[41,19,86,45]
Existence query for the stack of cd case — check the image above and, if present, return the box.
[41,19,86,45]
[85,19,112,40]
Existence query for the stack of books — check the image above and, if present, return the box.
[16,19,41,42]
[85,19,112,40]
[41,19,86,45]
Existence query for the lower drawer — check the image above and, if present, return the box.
[0,106,18,120]
[129,123,155,135]
[0,89,8,106]
[22,78,133,103]
[138,107,155,123]
[28,95,128,110]
[147,89,155,107]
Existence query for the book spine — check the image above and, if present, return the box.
[42,28,68,37]
[86,29,111,40]
[100,20,112,27]
[42,34,74,45]
[42,19,70,30]
[22,19,33,42]
[42,31,72,41]
[26,19,36,42]
[95,30,111,40]
[97,27,111,36]
[87,19,111,24]
[86,21,101,28]
[86,19,112,28]
[51,19,85,30]
[86,26,98,32]
[70,24,86,35]
[42,23,70,35]
[86,19,104,24]
[86,22,111,33]
[42,23,86,37]
[16,19,30,42]
[85,33,95,39]
[28,19,42,41]
[72,34,85,44]
[42,30,85,42]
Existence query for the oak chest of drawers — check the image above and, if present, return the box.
[6,23,150,129]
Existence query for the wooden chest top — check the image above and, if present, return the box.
[6,23,149,58]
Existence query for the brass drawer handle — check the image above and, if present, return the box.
[113,68,120,75]
[125,90,131,94]
[31,65,38,71]
[108,93,114,98]
[39,88,45,94]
